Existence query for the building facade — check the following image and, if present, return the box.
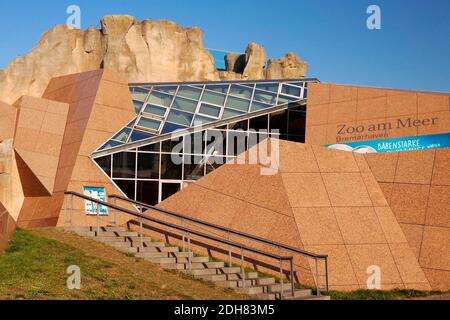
[0,70,448,291]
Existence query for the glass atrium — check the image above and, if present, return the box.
[92,79,318,205]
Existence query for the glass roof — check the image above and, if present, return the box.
[95,79,316,153]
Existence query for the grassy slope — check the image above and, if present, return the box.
[0,228,248,300]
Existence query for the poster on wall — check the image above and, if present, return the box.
[83,186,108,215]
[326,132,450,154]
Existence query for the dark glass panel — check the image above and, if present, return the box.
[229,84,253,99]
[199,103,221,118]
[288,110,306,136]
[143,104,167,117]
[183,132,206,155]
[130,87,149,102]
[137,153,160,179]
[112,128,131,143]
[162,136,183,153]
[167,109,194,127]
[161,183,181,202]
[113,152,136,179]
[137,118,161,131]
[253,89,277,105]
[136,181,159,206]
[113,180,135,200]
[161,154,183,180]
[255,83,279,93]
[248,131,269,150]
[130,130,154,142]
[193,115,215,125]
[161,123,188,135]
[222,108,245,119]
[201,90,226,106]
[227,131,248,157]
[184,155,205,180]
[205,84,229,94]
[250,100,272,112]
[172,96,198,113]
[229,119,248,131]
[277,95,300,105]
[206,130,226,156]
[139,142,160,152]
[269,110,288,134]
[225,96,250,112]
[94,156,111,177]
[206,156,227,174]
[148,91,174,107]
[133,100,145,114]
[152,86,178,95]
[281,84,302,97]
[177,86,202,100]
[99,140,123,151]
[249,115,269,131]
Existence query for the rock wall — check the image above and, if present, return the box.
[0,15,308,105]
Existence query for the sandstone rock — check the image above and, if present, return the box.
[243,42,266,79]
[225,53,246,73]
[266,52,308,79]
[0,15,308,104]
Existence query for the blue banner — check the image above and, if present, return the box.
[326,133,450,153]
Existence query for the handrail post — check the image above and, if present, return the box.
[70,194,74,227]
[96,200,100,236]
[240,247,246,289]
[139,207,144,251]
[279,259,284,300]
[181,218,185,252]
[290,258,295,297]
[111,197,117,226]
[228,231,232,267]
[187,232,192,271]
[316,257,321,296]
[64,193,67,226]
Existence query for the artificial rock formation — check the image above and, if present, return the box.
[0,15,308,105]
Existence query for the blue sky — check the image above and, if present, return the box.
[0,0,449,92]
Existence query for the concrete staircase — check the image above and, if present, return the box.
[66,225,330,300]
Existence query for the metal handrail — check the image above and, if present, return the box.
[64,191,298,297]
[109,194,329,293]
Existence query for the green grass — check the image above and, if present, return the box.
[0,228,248,300]
[327,289,450,300]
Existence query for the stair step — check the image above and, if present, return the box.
[136,252,169,259]
[287,295,331,301]
[102,226,128,232]
[219,267,242,274]
[139,246,179,253]
[115,246,138,254]
[125,236,153,242]
[95,236,126,243]
[268,283,297,293]
[257,278,276,286]
[169,252,193,258]
[131,241,166,248]
[199,273,259,282]
[273,289,312,299]
[216,279,259,288]
[176,257,210,264]
[237,286,265,295]
[145,257,177,264]
[182,269,219,276]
